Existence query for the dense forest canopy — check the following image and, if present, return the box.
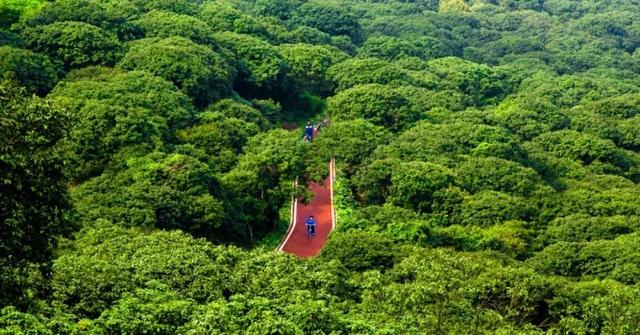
[2,0,640,333]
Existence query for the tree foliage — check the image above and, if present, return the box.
[72,152,224,238]
[25,0,141,40]
[0,0,44,28]
[0,46,59,95]
[118,36,233,107]
[22,21,123,69]
[359,35,448,61]
[0,81,73,309]
[276,43,347,95]
[52,68,194,130]
[3,0,640,333]
[134,10,214,45]
[290,3,363,44]
[326,84,424,131]
[213,32,287,96]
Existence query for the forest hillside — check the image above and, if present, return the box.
[2,0,640,333]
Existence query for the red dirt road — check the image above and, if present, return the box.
[279,160,335,258]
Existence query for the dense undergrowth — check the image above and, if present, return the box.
[2,0,640,333]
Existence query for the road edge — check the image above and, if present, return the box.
[277,178,298,252]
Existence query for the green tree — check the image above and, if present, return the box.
[254,0,303,21]
[26,0,141,40]
[456,156,543,196]
[52,227,241,317]
[176,112,260,173]
[327,58,420,91]
[57,99,168,181]
[531,234,640,282]
[358,35,448,61]
[338,203,424,232]
[286,25,332,45]
[0,29,24,47]
[321,231,396,271]
[22,21,123,69]
[549,280,640,334]
[528,130,636,179]
[0,306,51,335]
[205,98,271,129]
[490,95,569,140]
[471,266,553,326]
[0,46,59,95]
[352,158,401,205]
[276,43,347,95]
[0,0,44,28]
[291,3,363,44]
[326,84,423,131]
[519,69,640,109]
[51,68,194,130]
[372,120,521,163]
[72,152,224,239]
[363,249,491,333]
[552,176,640,218]
[134,10,214,45]
[389,161,455,213]
[95,281,194,335]
[427,56,513,106]
[222,130,304,243]
[583,93,640,118]
[617,115,640,150]
[461,190,536,226]
[545,214,638,244]
[213,32,287,96]
[313,119,390,175]
[439,0,470,12]
[0,81,73,309]
[130,0,201,15]
[198,2,270,38]
[118,36,233,107]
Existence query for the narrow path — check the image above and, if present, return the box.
[278,160,335,258]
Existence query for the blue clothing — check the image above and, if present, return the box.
[306,217,316,237]
[304,125,314,138]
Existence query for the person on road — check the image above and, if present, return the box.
[303,122,314,142]
[306,215,316,238]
